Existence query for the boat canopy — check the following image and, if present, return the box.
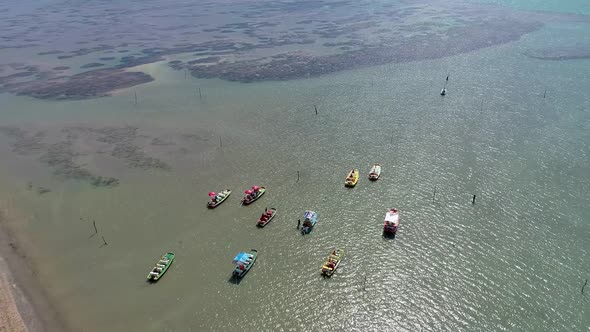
[385,212,399,223]
[233,252,249,264]
[303,210,316,220]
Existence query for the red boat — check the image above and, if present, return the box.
[256,208,277,227]
[383,208,400,234]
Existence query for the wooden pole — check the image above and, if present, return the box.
[543,89,547,99]
[432,186,437,202]
[472,194,476,205]
[100,236,108,247]
[583,279,588,294]
[314,105,318,115]
[89,220,98,239]
[134,91,137,105]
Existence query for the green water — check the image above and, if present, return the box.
[0,1,589,331]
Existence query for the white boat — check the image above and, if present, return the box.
[369,164,381,181]
[383,208,400,234]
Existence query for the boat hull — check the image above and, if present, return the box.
[257,208,277,227]
[383,226,398,234]
[344,169,359,187]
[241,188,266,205]
[233,249,257,278]
[321,249,344,277]
[147,252,175,282]
[207,190,231,208]
[383,209,400,235]
[369,164,381,181]
[301,210,318,234]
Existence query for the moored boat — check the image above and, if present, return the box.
[301,210,318,234]
[383,208,400,234]
[232,249,258,278]
[321,249,344,277]
[241,186,266,205]
[368,164,381,181]
[146,252,174,282]
[257,208,277,227]
[344,169,359,187]
[207,189,231,208]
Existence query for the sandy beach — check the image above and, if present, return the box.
[0,206,64,332]
[0,263,28,332]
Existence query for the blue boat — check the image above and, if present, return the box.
[301,210,318,234]
[232,249,257,278]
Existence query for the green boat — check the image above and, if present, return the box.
[232,249,257,278]
[241,186,265,205]
[146,252,174,282]
[321,249,344,277]
[207,189,232,208]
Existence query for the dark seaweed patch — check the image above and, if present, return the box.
[80,62,104,68]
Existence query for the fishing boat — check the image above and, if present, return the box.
[257,208,277,227]
[207,189,231,208]
[321,249,344,277]
[368,164,381,181]
[241,186,266,205]
[232,249,258,278]
[383,208,400,235]
[301,210,318,234]
[344,169,359,187]
[146,252,174,282]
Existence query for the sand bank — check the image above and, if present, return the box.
[0,207,65,332]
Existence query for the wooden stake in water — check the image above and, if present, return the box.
[432,186,437,202]
[199,88,202,100]
[100,236,108,248]
[297,171,300,182]
[543,89,547,99]
[219,136,222,148]
[89,220,98,239]
[583,279,588,294]
[314,105,318,115]
[472,194,476,205]
[134,91,137,105]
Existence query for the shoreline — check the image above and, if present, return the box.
[0,207,66,332]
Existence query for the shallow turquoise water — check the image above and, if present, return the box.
[0,1,589,332]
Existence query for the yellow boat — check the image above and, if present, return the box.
[344,169,359,187]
